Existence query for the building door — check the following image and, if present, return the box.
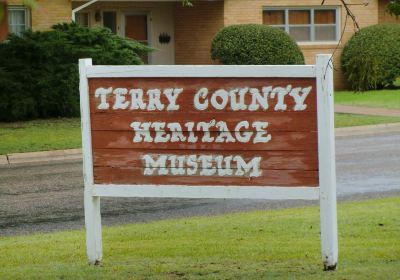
[103,11,117,34]
[125,14,149,64]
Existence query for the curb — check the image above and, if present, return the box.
[0,155,8,165]
[335,105,400,117]
[0,149,82,166]
[335,122,400,137]
[1,123,399,166]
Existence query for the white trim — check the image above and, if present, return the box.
[80,59,102,265]
[8,6,31,34]
[72,0,99,21]
[92,185,320,200]
[316,54,338,270]
[263,5,339,10]
[263,6,340,43]
[298,41,339,46]
[122,12,153,64]
[86,65,316,78]
[79,59,95,188]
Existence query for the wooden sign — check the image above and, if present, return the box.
[90,77,318,187]
[79,55,338,270]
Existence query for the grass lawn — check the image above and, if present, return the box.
[0,118,81,155]
[335,89,400,110]
[1,113,400,154]
[335,113,400,128]
[0,197,399,279]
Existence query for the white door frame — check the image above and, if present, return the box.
[122,11,153,64]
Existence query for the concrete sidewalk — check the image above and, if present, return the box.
[335,105,400,117]
[1,123,399,166]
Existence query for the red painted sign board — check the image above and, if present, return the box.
[88,77,318,187]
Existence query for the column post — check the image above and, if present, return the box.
[79,58,103,265]
[316,54,338,270]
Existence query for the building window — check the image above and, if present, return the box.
[263,7,339,43]
[103,11,117,34]
[8,7,30,36]
[76,12,90,27]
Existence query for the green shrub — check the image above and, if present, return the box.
[341,24,400,91]
[0,23,151,122]
[211,24,304,65]
[387,0,400,17]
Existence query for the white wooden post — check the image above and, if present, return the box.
[79,58,103,265]
[316,54,338,270]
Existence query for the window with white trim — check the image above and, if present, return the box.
[76,12,90,27]
[263,7,340,43]
[8,7,30,36]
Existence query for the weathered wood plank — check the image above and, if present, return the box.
[91,131,318,151]
[90,112,317,132]
[88,77,317,113]
[93,149,318,171]
[93,166,319,187]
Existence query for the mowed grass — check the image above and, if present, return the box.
[335,113,400,128]
[1,112,400,155]
[0,197,399,279]
[0,118,81,155]
[335,89,400,110]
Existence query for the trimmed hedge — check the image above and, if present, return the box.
[0,23,151,122]
[341,24,400,91]
[211,24,304,65]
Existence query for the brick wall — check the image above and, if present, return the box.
[223,0,381,89]
[0,2,7,41]
[174,1,224,65]
[8,0,71,31]
[378,0,400,23]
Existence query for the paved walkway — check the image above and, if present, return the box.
[335,105,400,117]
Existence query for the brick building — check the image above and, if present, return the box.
[0,0,399,88]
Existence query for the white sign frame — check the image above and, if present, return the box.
[79,54,338,270]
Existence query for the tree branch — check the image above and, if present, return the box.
[321,0,360,31]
